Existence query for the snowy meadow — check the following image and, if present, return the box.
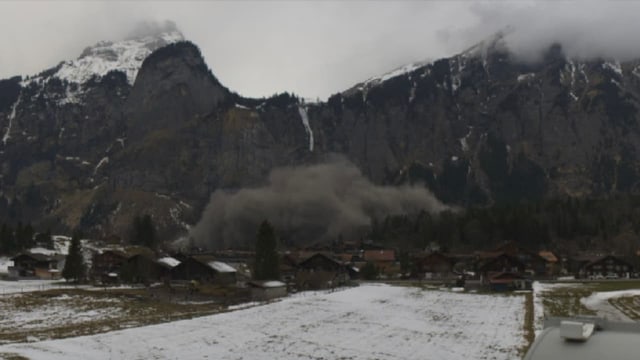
[0,284,526,360]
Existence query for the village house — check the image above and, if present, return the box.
[362,249,397,277]
[9,253,65,280]
[538,250,560,276]
[170,255,237,285]
[579,255,635,279]
[476,252,525,283]
[493,242,548,276]
[296,253,350,289]
[91,250,130,283]
[412,252,456,279]
[566,254,603,277]
[119,254,166,284]
[90,246,155,283]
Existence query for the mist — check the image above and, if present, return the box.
[3,2,640,99]
[188,157,448,250]
[444,2,640,62]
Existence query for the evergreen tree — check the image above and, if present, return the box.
[0,223,14,254]
[62,232,85,282]
[131,214,157,249]
[253,220,280,280]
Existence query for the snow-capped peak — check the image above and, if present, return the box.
[56,30,184,85]
[26,24,184,86]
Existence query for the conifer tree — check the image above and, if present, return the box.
[62,232,85,282]
[253,220,280,280]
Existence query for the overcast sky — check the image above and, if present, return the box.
[1,1,640,100]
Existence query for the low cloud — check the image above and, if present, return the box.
[445,2,640,62]
[189,156,448,249]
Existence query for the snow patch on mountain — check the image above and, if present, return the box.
[54,31,184,85]
[2,93,21,145]
[24,30,183,88]
[602,61,622,77]
[517,73,535,82]
[94,157,109,175]
[297,106,314,152]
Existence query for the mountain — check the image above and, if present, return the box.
[2,27,640,242]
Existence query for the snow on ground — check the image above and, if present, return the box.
[0,294,122,334]
[580,290,640,322]
[532,281,576,336]
[0,284,526,360]
[0,280,72,295]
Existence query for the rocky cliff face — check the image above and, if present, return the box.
[2,31,640,241]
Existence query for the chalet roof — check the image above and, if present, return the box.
[477,252,526,271]
[248,280,286,288]
[208,261,236,273]
[191,255,237,273]
[98,246,155,260]
[157,257,181,269]
[298,253,344,267]
[11,252,54,262]
[538,251,558,263]
[583,255,634,269]
[363,250,395,262]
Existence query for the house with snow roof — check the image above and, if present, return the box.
[170,255,237,285]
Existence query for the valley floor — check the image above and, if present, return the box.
[0,284,526,360]
[1,281,639,359]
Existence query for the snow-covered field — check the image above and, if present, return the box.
[0,293,122,334]
[0,284,526,360]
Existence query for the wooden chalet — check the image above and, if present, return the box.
[493,242,547,276]
[10,253,65,280]
[90,247,155,283]
[120,254,166,284]
[413,252,456,279]
[580,255,635,278]
[362,249,397,276]
[477,253,525,283]
[170,255,237,285]
[538,250,560,276]
[91,250,130,283]
[296,253,350,289]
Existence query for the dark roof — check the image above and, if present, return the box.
[583,255,634,269]
[298,253,345,267]
[11,253,54,262]
[363,250,395,262]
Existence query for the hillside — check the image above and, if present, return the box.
[2,29,640,243]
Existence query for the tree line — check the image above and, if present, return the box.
[0,222,53,254]
[369,195,640,255]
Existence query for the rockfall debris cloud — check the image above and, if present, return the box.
[189,157,448,249]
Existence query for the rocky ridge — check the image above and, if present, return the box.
[2,29,640,242]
